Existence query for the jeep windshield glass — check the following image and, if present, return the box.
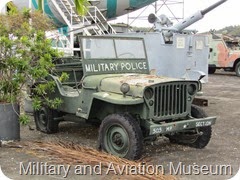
[80,37,149,75]
[81,37,146,59]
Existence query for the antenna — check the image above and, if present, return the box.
[125,0,184,27]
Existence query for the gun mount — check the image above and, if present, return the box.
[148,0,227,40]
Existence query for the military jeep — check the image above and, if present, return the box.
[33,36,216,160]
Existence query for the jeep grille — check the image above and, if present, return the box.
[153,83,188,120]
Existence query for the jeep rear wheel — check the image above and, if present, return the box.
[235,62,240,77]
[98,114,143,160]
[168,105,212,149]
[34,107,59,134]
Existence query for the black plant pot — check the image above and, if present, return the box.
[0,103,20,141]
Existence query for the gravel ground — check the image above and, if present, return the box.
[0,69,239,180]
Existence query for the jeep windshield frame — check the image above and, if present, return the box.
[79,36,150,76]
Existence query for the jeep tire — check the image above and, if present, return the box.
[98,114,143,160]
[168,105,212,149]
[235,61,240,77]
[34,106,59,134]
[208,67,216,74]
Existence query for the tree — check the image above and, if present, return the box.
[0,9,63,124]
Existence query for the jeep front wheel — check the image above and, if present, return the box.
[168,105,212,149]
[235,61,240,77]
[98,114,143,160]
[34,106,59,134]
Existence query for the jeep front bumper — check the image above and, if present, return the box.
[146,117,217,135]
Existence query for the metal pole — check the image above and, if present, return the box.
[127,11,129,32]
[29,0,32,25]
[29,0,32,9]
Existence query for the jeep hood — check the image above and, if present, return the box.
[99,74,184,98]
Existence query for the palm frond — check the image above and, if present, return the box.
[74,0,90,16]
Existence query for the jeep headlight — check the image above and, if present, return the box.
[188,84,197,95]
[144,87,154,99]
[120,83,130,95]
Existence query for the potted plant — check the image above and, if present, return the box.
[0,9,62,142]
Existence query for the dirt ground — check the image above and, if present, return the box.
[0,69,240,180]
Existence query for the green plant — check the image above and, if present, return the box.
[0,10,63,124]
[74,0,90,15]
[6,2,18,15]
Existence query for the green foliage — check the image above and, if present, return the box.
[31,72,68,111]
[32,96,42,111]
[59,72,69,82]
[215,25,240,37]
[46,97,63,109]
[74,0,90,15]
[6,2,18,15]
[0,10,62,125]
[19,114,30,125]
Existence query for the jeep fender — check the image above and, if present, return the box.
[78,92,144,120]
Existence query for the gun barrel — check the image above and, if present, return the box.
[201,0,228,15]
[170,0,228,33]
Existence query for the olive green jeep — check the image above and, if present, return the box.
[33,36,216,160]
